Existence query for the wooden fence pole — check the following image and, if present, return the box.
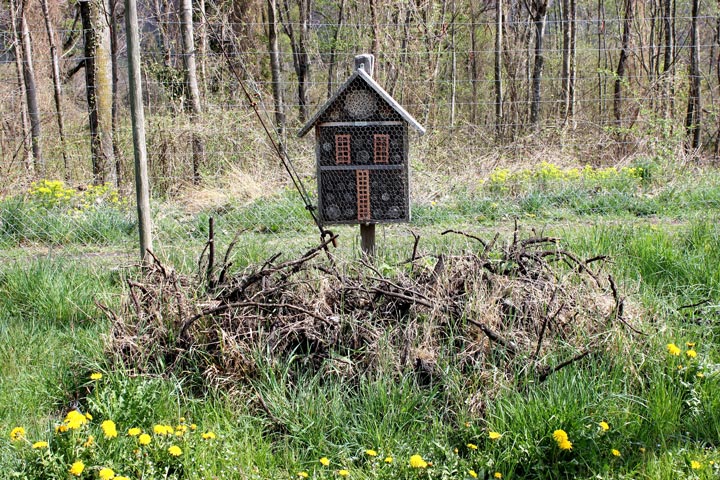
[125,0,153,263]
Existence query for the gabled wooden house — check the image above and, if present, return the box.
[298,54,425,226]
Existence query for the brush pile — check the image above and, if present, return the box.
[105,223,639,390]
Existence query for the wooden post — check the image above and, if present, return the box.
[360,224,376,258]
[125,0,153,263]
[355,54,376,258]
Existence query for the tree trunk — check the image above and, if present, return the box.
[561,0,576,122]
[326,0,345,99]
[280,0,312,123]
[198,0,208,98]
[449,0,456,127]
[109,0,122,186]
[662,0,675,120]
[267,0,286,137]
[40,0,69,180]
[685,0,701,151]
[8,0,31,173]
[614,0,633,126]
[494,0,503,137]
[529,0,549,127]
[19,0,43,175]
[715,0,720,159]
[369,0,380,58]
[80,0,116,186]
[180,0,206,184]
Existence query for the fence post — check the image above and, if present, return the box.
[125,0,153,263]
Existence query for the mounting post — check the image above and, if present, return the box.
[360,223,376,258]
[355,54,376,258]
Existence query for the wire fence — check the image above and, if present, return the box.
[1,4,719,264]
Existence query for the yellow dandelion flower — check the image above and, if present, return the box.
[190,423,197,431]
[32,441,48,449]
[90,372,103,380]
[320,457,330,466]
[128,427,142,436]
[55,424,69,433]
[612,449,621,457]
[639,447,646,453]
[69,460,85,476]
[384,456,393,463]
[686,342,696,347]
[667,343,681,356]
[559,440,573,451]
[494,473,503,479]
[468,470,478,478]
[686,349,697,358]
[409,454,428,468]
[138,433,151,445]
[691,460,701,470]
[10,427,25,441]
[552,429,568,443]
[298,472,309,478]
[168,445,183,456]
[467,443,478,450]
[99,467,115,479]
[489,431,502,440]
[102,420,118,439]
[64,410,88,430]
[365,449,378,457]
[179,417,186,423]
[338,469,350,477]
[202,431,216,440]
[599,421,610,431]
[83,435,94,447]
[153,424,170,435]
[175,425,188,433]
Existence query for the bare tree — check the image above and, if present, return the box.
[267,0,285,137]
[325,0,345,100]
[529,0,549,127]
[8,0,31,173]
[109,0,122,186]
[279,0,312,122]
[79,0,116,185]
[494,0,503,137]
[40,0,69,180]
[685,0,700,150]
[179,0,206,184]
[19,0,43,175]
[662,0,675,119]
[561,0,576,122]
[613,0,633,126]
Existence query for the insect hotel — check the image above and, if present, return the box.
[298,54,425,254]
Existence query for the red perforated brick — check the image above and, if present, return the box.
[373,134,389,164]
[356,169,371,221]
[335,134,351,165]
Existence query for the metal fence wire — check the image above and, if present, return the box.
[1,2,719,262]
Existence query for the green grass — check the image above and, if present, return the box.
[3,166,720,478]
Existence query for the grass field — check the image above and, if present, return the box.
[2,160,720,479]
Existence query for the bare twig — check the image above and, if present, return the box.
[441,229,488,248]
[537,349,592,382]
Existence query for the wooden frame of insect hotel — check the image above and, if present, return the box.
[298,54,426,255]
